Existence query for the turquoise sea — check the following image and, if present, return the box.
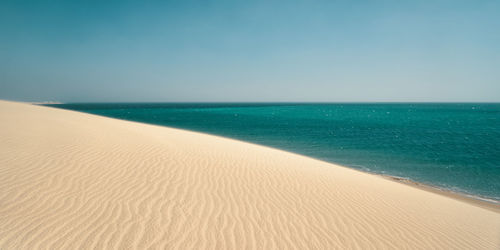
[49,103,500,201]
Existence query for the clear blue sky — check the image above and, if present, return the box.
[1,0,499,102]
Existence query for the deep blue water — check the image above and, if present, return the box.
[49,103,500,201]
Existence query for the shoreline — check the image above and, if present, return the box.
[379,174,500,213]
[44,103,500,213]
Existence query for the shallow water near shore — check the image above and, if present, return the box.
[49,103,500,201]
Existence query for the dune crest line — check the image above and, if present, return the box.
[0,100,499,249]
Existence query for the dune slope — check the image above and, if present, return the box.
[0,100,499,249]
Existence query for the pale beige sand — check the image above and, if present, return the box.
[0,100,499,250]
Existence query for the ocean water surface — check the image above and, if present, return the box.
[49,103,500,201]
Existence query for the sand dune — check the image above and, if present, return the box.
[0,100,499,249]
